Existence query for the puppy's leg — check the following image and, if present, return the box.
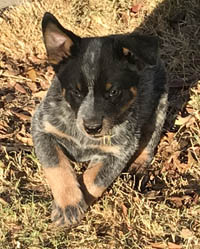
[129,91,168,191]
[33,133,87,226]
[128,140,153,191]
[79,155,129,204]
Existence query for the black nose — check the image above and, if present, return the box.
[83,120,102,135]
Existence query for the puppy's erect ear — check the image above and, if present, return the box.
[119,34,159,69]
[42,12,81,64]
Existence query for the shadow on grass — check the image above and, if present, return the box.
[132,0,200,196]
[134,0,199,129]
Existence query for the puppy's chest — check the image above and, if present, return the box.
[44,116,117,161]
[55,127,117,162]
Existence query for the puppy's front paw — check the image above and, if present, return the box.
[51,198,88,227]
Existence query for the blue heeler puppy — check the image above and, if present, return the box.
[31,12,168,227]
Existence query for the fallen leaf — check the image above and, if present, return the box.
[27,68,37,81]
[121,13,129,25]
[33,90,47,99]
[168,242,182,249]
[180,228,193,239]
[11,111,31,121]
[26,81,38,93]
[0,132,14,139]
[22,106,35,116]
[192,147,200,161]
[0,198,8,206]
[121,203,128,216]
[15,124,33,146]
[188,150,197,166]
[151,242,182,249]
[166,132,175,142]
[14,83,27,94]
[16,133,33,146]
[168,197,183,207]
[175,115,191,126]
[5,93,15,103]
[27,55,44,64]
[0,120,9,132]
[131,3,142,13]
[6,81,15,88]
[151,243,166,248]
[185,116,196,128]
[185,105,194,115]
[39,80,50,90]
[168,151,190,173]
[193,194,200,205]
[90,15,109,28]
[133,197,140,203]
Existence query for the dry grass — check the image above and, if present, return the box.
[0,0,200,248]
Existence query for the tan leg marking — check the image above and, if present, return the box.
[44,121,79,144]
[122,47,133,56]
[44,146,81,209]
[129,148,149,173]
[62,88,66,97]
[90,144,121,155]
[98,145,120,155]
[82,162,105,199]
[129,121,155,173]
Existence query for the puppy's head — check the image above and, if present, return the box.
[42,12,159,138]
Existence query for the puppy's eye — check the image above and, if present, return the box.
[109,89,121,98]
[71,89,81,98]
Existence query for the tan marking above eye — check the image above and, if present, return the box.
[105,82,112,91]
[130,86,137,97]
[77,83,81,91]
[122,47,133,56]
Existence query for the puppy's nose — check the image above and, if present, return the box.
[83,120,102,135]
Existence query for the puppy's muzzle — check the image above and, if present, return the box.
[83,119,102,135]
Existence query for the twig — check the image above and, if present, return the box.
[0,142,33,152]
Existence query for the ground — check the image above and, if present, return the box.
[0,0,200,248]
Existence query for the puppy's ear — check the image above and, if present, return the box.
[119,34,159,70]
[42,12,81,64]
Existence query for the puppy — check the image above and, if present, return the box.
[31,12,168,227]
